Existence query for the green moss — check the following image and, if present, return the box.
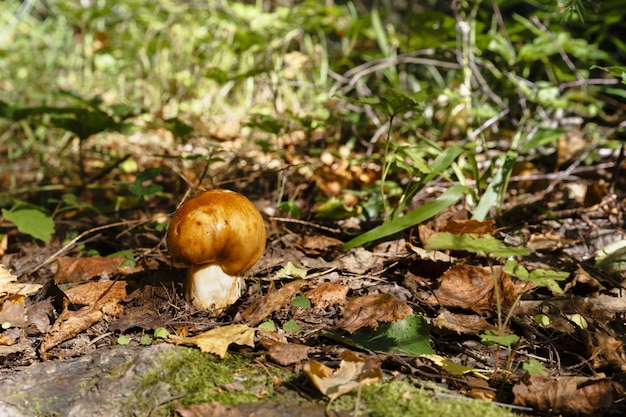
[130,348,517,417]
[332,379,518,417]
[132,347,286,415]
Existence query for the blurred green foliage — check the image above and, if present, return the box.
[0,0,624,244]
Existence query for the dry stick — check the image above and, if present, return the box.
[530,16,585,84]
[269,216,342,234]
[14,220,139,277]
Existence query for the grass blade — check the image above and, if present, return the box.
[342,184,468,250]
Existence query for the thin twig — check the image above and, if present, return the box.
[530,16,585,84]
[270,217,342,234]
[14,220,140,277]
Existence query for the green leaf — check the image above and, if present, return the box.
[129,167,163,197]
[277,201,302,219]
[273,262,308,279]
[136,167,162,182]
[117,335,131,345]
[292,294,311,309]
[595,240,626,274]
[395,145,465,216]
[424,233,532,258]
[154,327,169,339]
[522,359,548,376]
[163,117,194,139]
[258,320,277,332]
[314,198,362,220]
[1,207,55,242]
[480,330,519,347]
[472,150,517,221]
[534,314,550,327]
[140,335,153,346]
[591,65,626,84]
[342,184,468,250]
[346,314,434,356]
[282,320,300,333]
[503,260,567,294]
[379,88,426,116]
[246,114,285,135]
[108,250,136,268]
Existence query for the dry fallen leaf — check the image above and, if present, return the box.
[431,309,495,335]
[297,235,344,255]
[39,281,127,358]
[64,281,127,317]
[583,328,626,371]
[441,219,494,236]
[526,230,577,252]
[337,293,412,333]
[303,350,383,401]
[337,247,380,275]
[40,305,104,358]
[305,282,348,312]
[0,263,41,296]
[0,294,28,337]
[513,375,613,416]
[168,324,256,358]
[242,280,305,326]
[258,331,311,366]
[54,256,129,283]
[0,234,7,256]
[429,264,520,315]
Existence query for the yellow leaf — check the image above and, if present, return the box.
[0,264,41,296]
[303,350,383,401]
[422,354,490,379]
[168,324,256,358]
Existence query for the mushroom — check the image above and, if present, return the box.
[166,189,266,311]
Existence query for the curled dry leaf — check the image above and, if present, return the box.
[431,309,495,335]
[242,280,305,326]
[337,293,412,333]
[64,281,127,317]
[40,305,104,358]
[429,264,520,315]
[305,282,348,312]
[303,350,383,401]
[258,331,310,366]
[168,324,256,358]
[297,234,344,255]
[39,281,127,358]
[513,375,613,416]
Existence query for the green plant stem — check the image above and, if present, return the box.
[380,115,395,220]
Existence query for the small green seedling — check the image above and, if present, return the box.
[117,335,132,345]
[292,294,311,309]
[154,327,169,339]
[283,320,300,333]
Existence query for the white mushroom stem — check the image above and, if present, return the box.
[185,264,242,311]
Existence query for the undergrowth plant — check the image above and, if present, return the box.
[336,0,619,248]
[424,232,569,372]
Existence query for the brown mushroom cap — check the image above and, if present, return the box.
[166,189,266,275]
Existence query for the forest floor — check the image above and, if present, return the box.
[1,126,626,417]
